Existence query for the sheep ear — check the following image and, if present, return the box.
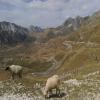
[5,67,9,70]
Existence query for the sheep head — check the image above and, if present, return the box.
[5,66,9,71]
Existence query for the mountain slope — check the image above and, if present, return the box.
[47,16,90,37]
[0,21,31,45]
[29,25,44,33]
[67,11,100,43]
[56,11,100,75]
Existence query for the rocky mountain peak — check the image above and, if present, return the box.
[29,25,44,33]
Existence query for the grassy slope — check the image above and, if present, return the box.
[0,44,52,73]
[0,37,66,74]
[56,13,100,79]
[1,13,100,82]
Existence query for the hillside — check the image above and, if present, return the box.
[0,21,31,45]
[56,11,100,74]
[0,11,100,100]
[67,11,100,43]
[0,21,44,46]
[29,15,90,43]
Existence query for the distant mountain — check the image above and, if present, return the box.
[44,16,90,40]
[27,16,90,43]
[29,25,44,33]
[0,11,99,45]
[0,21,34,45]
[66,11,100,43]
[63,16,89,28]
[56,16,89,35]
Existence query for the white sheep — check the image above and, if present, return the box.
[43,75,60,98]
[5,65,23,79]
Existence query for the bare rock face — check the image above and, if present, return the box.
[56,16,89,35]
[63,16,89,29]
[29,25,44,33]
[0,21,32,45]
[45,16,90,41]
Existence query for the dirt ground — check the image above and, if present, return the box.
[0,70,10,81]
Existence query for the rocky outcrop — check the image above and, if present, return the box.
[55,16,90,35]
[45,16,90,40]
[0,21,32,45]
[29,25,44,33]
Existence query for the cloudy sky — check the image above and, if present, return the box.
[0,0,100,28]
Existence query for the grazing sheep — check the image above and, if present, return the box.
[5,65,23,79]
[43,75,60,98]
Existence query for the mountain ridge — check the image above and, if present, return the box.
[0,10,100,45]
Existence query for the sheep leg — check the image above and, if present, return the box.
[49,89,52,96]
[55,87,58,95]
[56,88,60,96]
[58,88,60,96]
[18,71,22,78]
[45,91,49,98]
[11,72,15,80]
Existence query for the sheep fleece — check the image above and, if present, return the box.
[45,75,60,91]
[9,65,22,73]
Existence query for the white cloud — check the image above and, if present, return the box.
[0,0,100,28]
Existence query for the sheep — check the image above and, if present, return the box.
[5,65,23,79]
[43,75,61,98]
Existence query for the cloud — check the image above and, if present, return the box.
[0,1,15,11]
[0,0,100,28]
[22,0,33,3]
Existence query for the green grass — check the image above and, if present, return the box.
[0,45,52,73]
[57,47,100,77]
[5,58,52,72]
[55,52,65,61]
[75,63,100,79]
